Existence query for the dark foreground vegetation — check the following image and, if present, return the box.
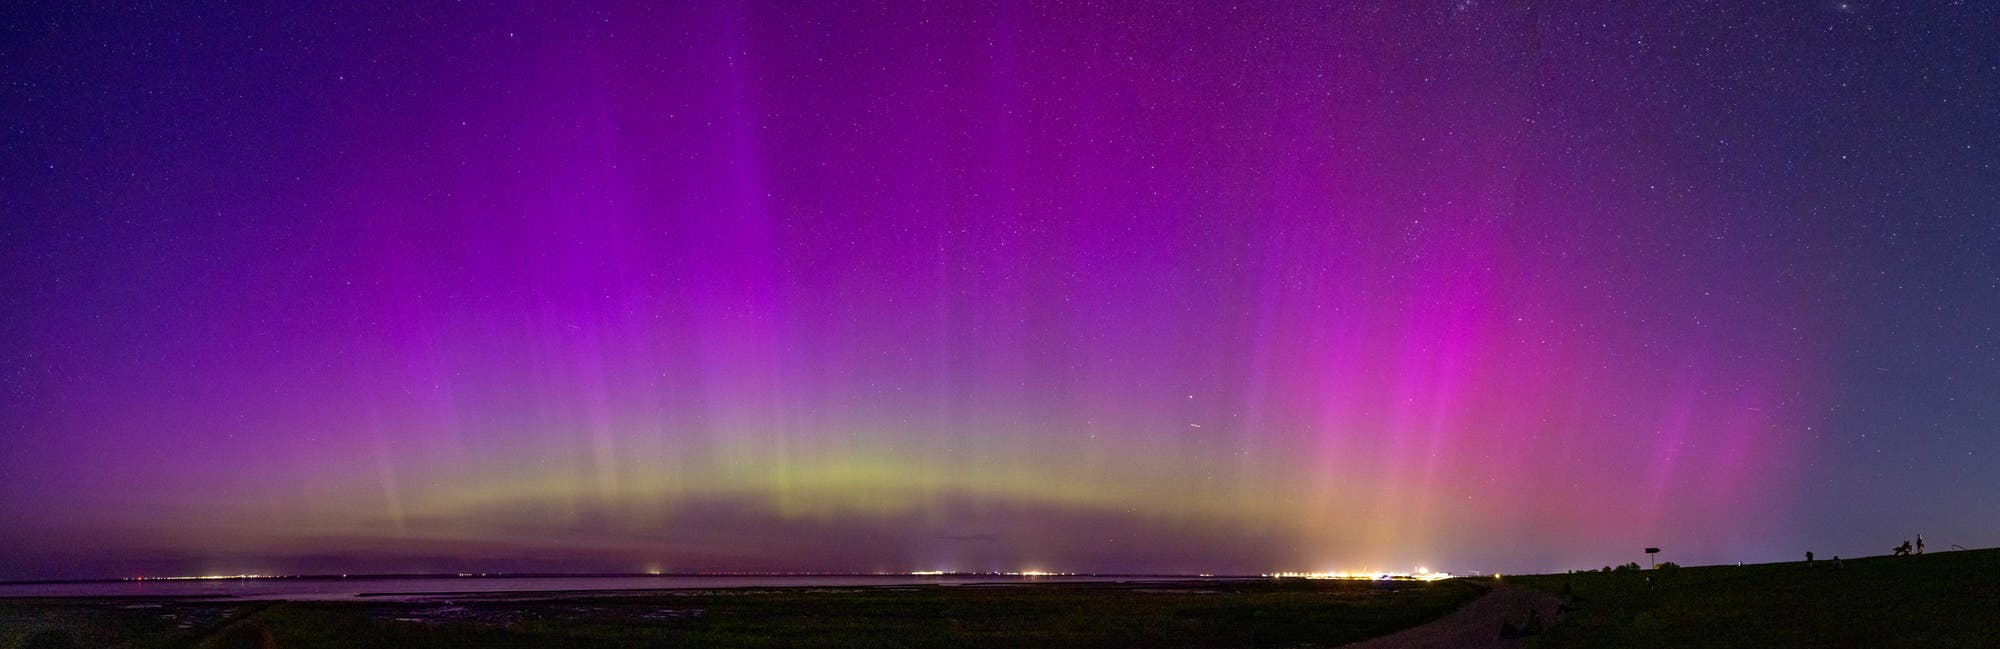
[0,578,1482,649]
[1512,547,2000,648]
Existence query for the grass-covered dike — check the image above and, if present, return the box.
[1511,547,2000,648]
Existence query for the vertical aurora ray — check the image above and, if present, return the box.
[7,1,1995,580]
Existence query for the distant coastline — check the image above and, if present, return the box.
[0,572,1258,601]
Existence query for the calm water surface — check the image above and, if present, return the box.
[0,574,1198,601]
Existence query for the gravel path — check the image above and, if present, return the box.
[1339,583,1562,649]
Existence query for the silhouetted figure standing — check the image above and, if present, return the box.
[1805,551,1814,567]
[1832,555,1844,570]
[1916,534,1925,554]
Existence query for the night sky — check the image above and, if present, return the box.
[4,2,1998,581]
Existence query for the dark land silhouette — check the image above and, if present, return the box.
[1,548,1995,648]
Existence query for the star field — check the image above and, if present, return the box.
[2,1,1997,580]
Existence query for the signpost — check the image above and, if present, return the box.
[1645,547,1660,569]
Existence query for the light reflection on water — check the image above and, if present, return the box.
[0,574,1203,601]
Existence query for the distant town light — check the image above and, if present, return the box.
[1264,569,1452,582]
[125,574,271,581]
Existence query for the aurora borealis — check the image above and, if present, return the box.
[5,2,1999,581]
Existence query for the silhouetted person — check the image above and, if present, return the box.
[1916,534,1925,554]
[1832,555,1844,570]
[1805,551,1814,566]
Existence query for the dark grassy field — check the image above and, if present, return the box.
[1512,548,2000,648]
[0,578,1483,649]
